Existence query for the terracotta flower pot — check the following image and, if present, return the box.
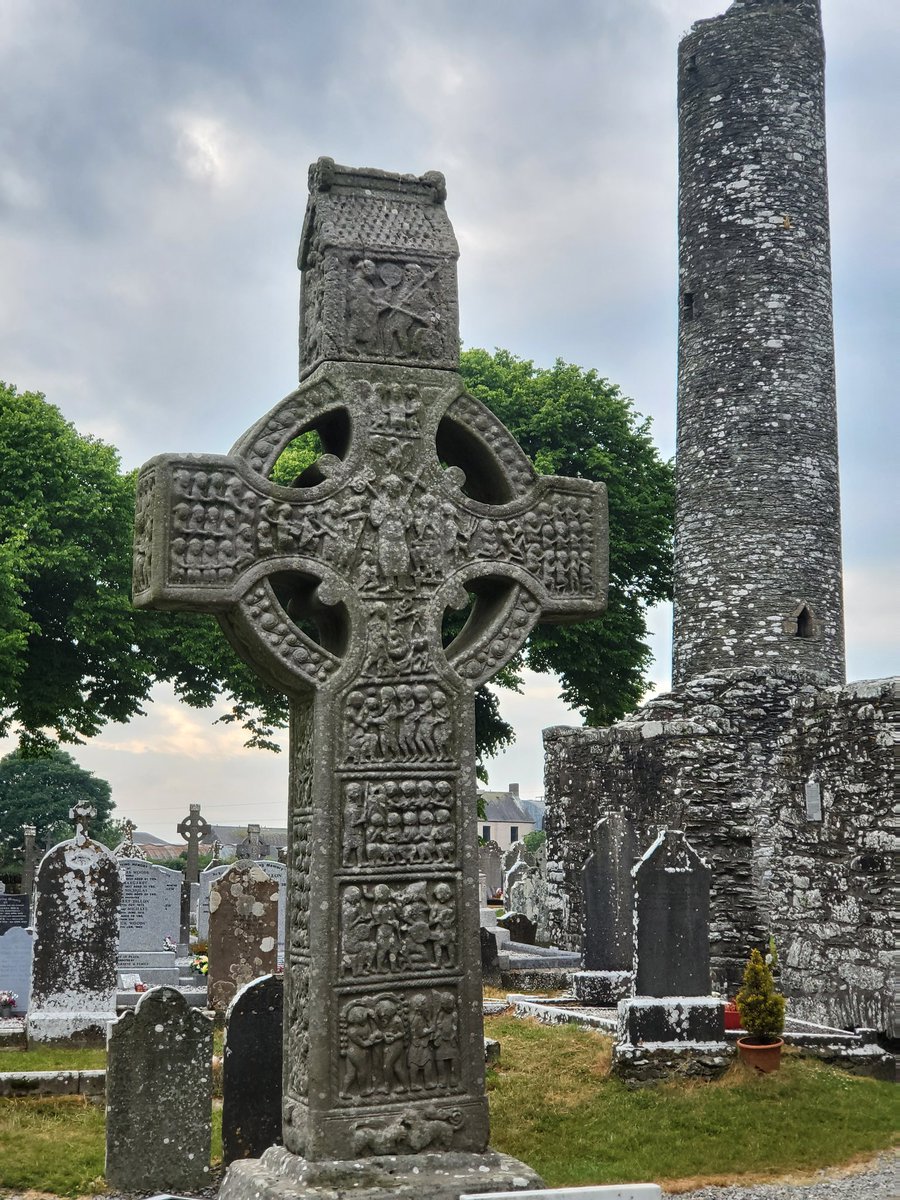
[724,1002,742,1030]
[737,1036,784,1072]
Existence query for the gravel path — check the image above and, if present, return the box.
[673,1152,897,1199]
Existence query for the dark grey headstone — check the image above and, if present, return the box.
[496,912,536,945]
[581,814,638,971]
[480,927,502,989]
[223,974,283,1165]
[633,829,711,998]
[106,986,213,1192]
[0,893,29,935]
[27,835,121,1044]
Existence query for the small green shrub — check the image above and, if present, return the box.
[736,948,785,1042]
[523,830,546,853]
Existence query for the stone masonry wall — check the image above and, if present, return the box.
[674,0,845,684]
[544,669,896,1034]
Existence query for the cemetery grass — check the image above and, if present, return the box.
[484,1017,897,1188]
[0,1047,106,1072]
[0,1098,223,1196]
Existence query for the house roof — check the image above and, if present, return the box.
[479,792,534,824]
[209,825,289,846]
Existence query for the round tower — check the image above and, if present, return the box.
[673,0,845,685]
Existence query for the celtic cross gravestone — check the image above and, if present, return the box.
[177,802,211,942]
[134,159,607,1198]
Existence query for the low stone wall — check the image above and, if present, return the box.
[543,669,896,1034]
[0,1069,105,1098]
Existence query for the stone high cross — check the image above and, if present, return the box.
[70,801,96,847]
[134,160,607,1183]
[177,802,211,943]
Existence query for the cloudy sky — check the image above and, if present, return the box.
[1,0,896,841]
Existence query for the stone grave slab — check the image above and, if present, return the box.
[133,158,606,1197]
[0,926,33,1015]
[117,859,181,988]
[207,863,279,1013]
[27,809,121,1045]
[223,973,283,1164]
[0,894,29,936]
[198,860,286,951]
[106,986,213,1192]
[633,829,711,997]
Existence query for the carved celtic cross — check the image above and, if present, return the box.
[134,159,608,1163]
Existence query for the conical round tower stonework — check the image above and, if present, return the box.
[673,0,845,685]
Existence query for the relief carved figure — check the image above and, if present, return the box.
[340,779,456,869]
[338,989,460,1103]
[344,685,452,764]
[340,880,456,977]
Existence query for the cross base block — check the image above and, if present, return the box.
[219,1145,543,1200]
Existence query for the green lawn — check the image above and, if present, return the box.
[484,1016,897,1188]
[0,1046,106,1072]
[0,1017,894,1196]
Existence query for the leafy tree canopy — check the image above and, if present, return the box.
[0,748,116,866]
[1,355,672,769]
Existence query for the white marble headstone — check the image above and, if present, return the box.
[118,859,182,952]
[0,925,33,1014]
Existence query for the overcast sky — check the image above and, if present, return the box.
[1,0,896,841]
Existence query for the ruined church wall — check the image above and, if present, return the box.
[544,669,895,1031]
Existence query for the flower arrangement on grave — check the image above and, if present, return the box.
[0,989,17,1013]
[191,953,209,976]
[163,936,177,952]
[735,947,786,1071]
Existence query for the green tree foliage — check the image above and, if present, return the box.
[0,748,115,866]
[735,948,786,1042]
[458,349,674,727]
[523,829,547,854]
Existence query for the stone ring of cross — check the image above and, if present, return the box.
[133,360,607,698]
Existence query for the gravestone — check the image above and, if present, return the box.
[633,829,711,997]
[223,973,284,1164]
[613,829,726,1081]
[113,818,149,860]
[133,158,606,1197]
[207,863,279,1013]
[572,815,637,1006]
[479,843,502,900]
[496,913,536,946]
[505,845,550,945]
[117,859,182,987]
[106,986,213,1192]
[27,802,122,1045]
[237,823,271,860]
[480,928,502,991]
[0,893,29,936]
[0,926,33,1015]
[21,825,38,900]
[177,803,211,942]
[198,859,286,951]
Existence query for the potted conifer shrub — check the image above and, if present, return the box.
[735,947,786,1072]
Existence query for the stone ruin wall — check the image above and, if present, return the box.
[543,669,896,1034]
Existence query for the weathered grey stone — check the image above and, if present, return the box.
[117,858,182,952]
[223,973,283,1165]
[478,843,502,899]
[617,996,725,1045]
[237,823,271,860]
[113,818,149,860]
[198,859,286,950]
[134,158,605,1193]
[177,803,211,942]
[105,985,213,1192]
[27,806,121,1046]
[0,925,33,1014]
[496,912,536,946]
[571,970,631,1007]
[633,829,710,998]
[21,825,37,900]
[580,813,637,971]
[674,0,844,685]
[208,863,278,1013]
[480,928,502,990]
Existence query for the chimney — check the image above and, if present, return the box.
[508,783,519,797]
